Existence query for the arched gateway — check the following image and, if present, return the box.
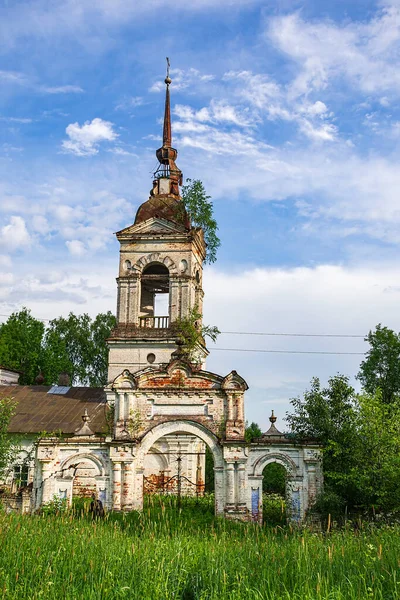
[29,66,322,522]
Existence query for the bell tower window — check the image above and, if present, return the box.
[139,263,170,328]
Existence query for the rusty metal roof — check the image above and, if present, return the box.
[0,385,108,435]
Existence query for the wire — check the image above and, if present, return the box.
[0,313,368,338]
[212,347,365,356]
[0,313,50,322]
[220,331,365,339]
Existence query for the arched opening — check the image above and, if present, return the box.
[58,454,108,511]
[139,263,170,327]
[143,433,208,498]
[252,452,298,525]
[72,459,98,498]
[262,462,287,525]
[136,421,222,514]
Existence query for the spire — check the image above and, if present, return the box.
[134,59,189,228]
[163,58,172,147]
[154,58,183,197]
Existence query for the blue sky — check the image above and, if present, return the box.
[1,0,400,428]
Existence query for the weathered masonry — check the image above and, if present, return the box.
[1,68,322,522]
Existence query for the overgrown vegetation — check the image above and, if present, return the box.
[172,306,220,363]
[286,324,400,519]
[181,178,221,264]
[1,496,399,599]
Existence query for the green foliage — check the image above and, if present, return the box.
[0,397,18,479]
[287,372,400,516]
[181,179,221,264]
[0,308,44,385]
[204,447,214,492]
[128,409,144,439]
[43,311,116,386]
[351,392,400,513]
[41,495,68,516]
[2,502,400,599]
[105,403,115,435]
[0,308,116,386]
[311,489,346,523]
[71,496,92,517]
[262,493,287,525]
[357,324,400,404]
[172,306,220,362]
[262,462,286,496]
[286,375,361,509]
[244,421,262,442]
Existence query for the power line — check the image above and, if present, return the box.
[0,312,367,338]
[212,347,365,356]
[0,313,49,322]
[220,331,365,339]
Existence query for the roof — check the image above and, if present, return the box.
[0,366,23,374]
[0,385,108,435]
[133,195,189,229]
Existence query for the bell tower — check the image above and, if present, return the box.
[107,66,207,382]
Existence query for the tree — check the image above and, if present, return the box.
[0,308,44,385]
[0,309,116,386]
[286,375,360,507]
[0,397,18,479]
[351,392,400,513]
[43,311,116,386]
[357,324,400,404]
[245,421,262,442]
[181,179,221,264]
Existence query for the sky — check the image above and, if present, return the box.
[1,0,400,429]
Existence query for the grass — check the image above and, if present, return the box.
[0,495,399,599]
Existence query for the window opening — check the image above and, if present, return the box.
[13,463,29,489]
[140,263,170,328]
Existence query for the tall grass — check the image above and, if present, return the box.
[0,496,399,600]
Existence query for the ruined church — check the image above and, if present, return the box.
[0,70,322,522]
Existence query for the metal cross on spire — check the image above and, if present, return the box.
[165,57,171,85]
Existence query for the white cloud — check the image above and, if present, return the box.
[115,96,144,111]
[175,100,255,128]
[66,240,86,256]
[176,123,271,156]
[302,101,329,117]
[224,70,281,110]
[32,215,50,235]
[41,84,83,94]
[0,70,29,85]
[0,116,33,123]
[0,216,31,251]
[0,255,11,267]
[150,68,214,93]
[62,118,118,156]
[268,8,400,98]
[223,70,338,142]
[298,119,338,142]
[0,272,14,286]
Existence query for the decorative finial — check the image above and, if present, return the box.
[269,410,277,424]
[74,408,94,437]
[165,57,171,85]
